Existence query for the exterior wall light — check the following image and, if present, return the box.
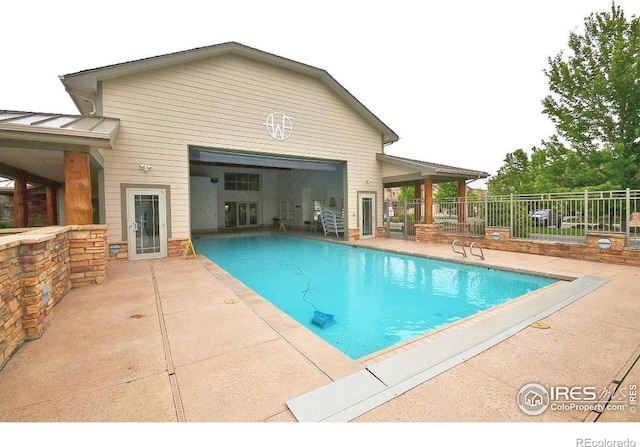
[492,232,501,240]
[366,178,372,184]
[42,283,51,305]
[139,164,152,172]
[597,238,612,250]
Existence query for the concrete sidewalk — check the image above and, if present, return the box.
[0,238,639,422]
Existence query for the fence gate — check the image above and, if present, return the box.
[385,199,422,240]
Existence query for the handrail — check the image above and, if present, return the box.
[452,239,467,258]
[470,242,485,260]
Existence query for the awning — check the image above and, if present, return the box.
[378,153,489,185]
[0,110,121,184]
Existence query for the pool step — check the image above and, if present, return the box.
[286,275,609,422]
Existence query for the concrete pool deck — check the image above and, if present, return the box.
[0,234,639,422]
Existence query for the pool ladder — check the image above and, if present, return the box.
[452,240,485,260]
[451,239,467,258]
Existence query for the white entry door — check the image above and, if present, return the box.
[359,192,375,239]
[126,188,167,260]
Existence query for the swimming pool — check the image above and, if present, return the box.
[194,234,556,359]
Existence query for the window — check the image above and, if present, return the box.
[224,173,260,191]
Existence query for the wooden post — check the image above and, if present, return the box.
[457,180,467,223]
[424,178,433,224]
[64,151,93,225]
[46,185,58,225]
[13,171,28,228]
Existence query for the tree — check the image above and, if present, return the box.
[434,182,459,201]
[488,149,533,194]
[433,181,482,201]
[542,2,640,189]
[491,3,640,194]
[396,186,415,203]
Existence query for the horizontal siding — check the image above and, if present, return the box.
[102,53,386,238]
[107,101,379,156]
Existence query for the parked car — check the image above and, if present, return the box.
[531,209,562,228]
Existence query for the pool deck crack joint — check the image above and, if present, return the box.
[364,368,390,387]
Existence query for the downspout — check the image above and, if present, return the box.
[64,88,97,116]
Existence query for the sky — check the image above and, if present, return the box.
[2,0,638,188]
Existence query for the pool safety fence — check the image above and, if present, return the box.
[385,189,640,249]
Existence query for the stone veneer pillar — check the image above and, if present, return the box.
[348,228,360,241]
[414,223,439,243]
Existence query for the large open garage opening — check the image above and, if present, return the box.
[189,147,345,236]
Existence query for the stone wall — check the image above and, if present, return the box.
[0,225,107,369]
[414,224,640,266]
[169,238,190,258]
[69,227,108,287]
[108,238,192,260]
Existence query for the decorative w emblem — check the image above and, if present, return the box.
[263,112,293,141]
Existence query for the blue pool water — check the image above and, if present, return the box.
[194,234,556,359]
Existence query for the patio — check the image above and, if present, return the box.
[0,235,638,424]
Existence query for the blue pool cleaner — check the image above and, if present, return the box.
[311,310,335,329]
[285,264,336,329]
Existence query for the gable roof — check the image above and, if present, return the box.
[59,41,399,145]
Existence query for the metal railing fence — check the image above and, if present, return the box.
[391,189,640,247]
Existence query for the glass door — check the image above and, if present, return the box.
[126,189,167,260]
[225,201,258,227]
[249,203,258,225]
[359,192,375,239]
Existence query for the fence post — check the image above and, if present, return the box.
[404,197,408,241]
[584,190,589,237]
[626,188,631,245]
[384,200,389,238]
[484,194,488,230]
[509,193,514,236]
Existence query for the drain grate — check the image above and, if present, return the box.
[151,266,186,422]
[169,374,186,422]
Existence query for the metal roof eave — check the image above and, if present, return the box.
[0,125,115,149]
[0,111,120,149]
[378,153,489,182]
